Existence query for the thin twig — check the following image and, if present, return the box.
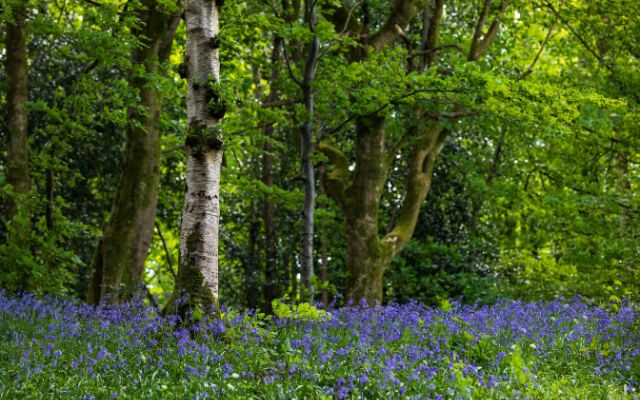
[282,38,304,88]
[142,282,160,309]
[262,98,297,108]
[161,144,185,154]
[81,0,102,6]
[315,0,364,64]
[154,222,177,280]
[545,2,639,103]
[518,20,556,80]
[325,88,467,136]
[409,44,464,60]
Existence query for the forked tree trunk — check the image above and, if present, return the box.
[4,3,30,220]
[321,117,446,305]
[87,2,180,304]
[318,0,506,305]
[169,0,224,313]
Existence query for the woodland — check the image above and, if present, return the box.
[0,0,639,398]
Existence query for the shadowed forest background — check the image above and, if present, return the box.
[0,0,638,310]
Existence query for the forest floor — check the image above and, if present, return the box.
[0,292,638,399]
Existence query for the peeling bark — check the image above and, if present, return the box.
[87,1,180,304]
[169,0,224,313]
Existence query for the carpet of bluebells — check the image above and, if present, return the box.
[0,292,639,399]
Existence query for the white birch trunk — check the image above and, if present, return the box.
[173,0,224,309]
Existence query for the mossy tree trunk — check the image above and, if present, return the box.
[342,116,389,304]
[321,117,446,305]
[87,1,180,304]
[4,2,30,220]
[168,0,224,313]
[318,0,506,305]
[319,0,424,306]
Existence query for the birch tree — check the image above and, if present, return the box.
[170,0,225,312]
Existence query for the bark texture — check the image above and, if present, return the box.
[169,0,224,312]
[4,3,30,219]
[300,0,320,303]
[87,1,180,304]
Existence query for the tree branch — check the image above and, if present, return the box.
[155,222,177,280]
[421,0,444,68]
[383,123,446,256]
[369,0,424,51]
[161,144,185,154]
[282,38,304,88]
[81,0,103,6]
[535,165,637,214]
[325,87,467,137]
[468,0,510,61]
[409,44,465,61]
[545,2,639,103]
[322,1,362,36]
[318,142,351,206]
[518,19,556,80]
[469,0,491,60]
[315,0,364,66]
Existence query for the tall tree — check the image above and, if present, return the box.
[262,38,281,308]
[299,0,320,302]
[87,0,180,304]
[169,0,225,312]
[3,1,30,220]
[320,0,508,304]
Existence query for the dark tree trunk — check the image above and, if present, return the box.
[343,115,390,305]
[87,2,180,304]
[4,3,30,219]
[245,207,259,309]
[286,252,297,302]
[263,36,282,309]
